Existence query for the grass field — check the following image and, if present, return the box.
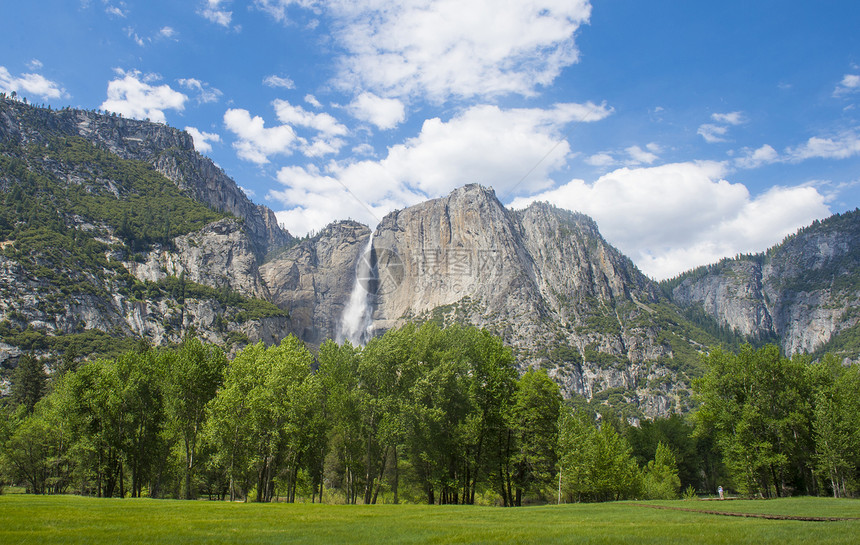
[0,495,858,544]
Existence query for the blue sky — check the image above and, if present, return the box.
[2,0,859,279]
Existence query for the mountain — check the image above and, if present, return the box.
[0,97,290,256]
[1,98,856,419]
[0,97,294,369]
[664,209,860,360]
[269,185,741,417]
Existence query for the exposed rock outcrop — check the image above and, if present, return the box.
[261,221,370,345]
[3,99,858,418]
[669,210,860,357]
[127,218,269,299]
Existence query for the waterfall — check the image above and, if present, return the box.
[337,234,376,346]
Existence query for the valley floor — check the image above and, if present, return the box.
[0,495,857,544]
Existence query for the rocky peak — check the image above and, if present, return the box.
[668,209,860,357]
[0,98,291,256]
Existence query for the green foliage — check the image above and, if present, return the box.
[625,414,706,491]
[9,355,47,413]
[150,276,287,322]
[0,402,69,494]
[815,320,860,360]
[204,336,320,503]
[0,322,139,360]
[641,442,681,499]
[692,344,858,498]
[0,136,226,250]
[3,324,857,507]
[682,484,697,500]
[161,338,228,500]
[809,354,860,497]
[557,407,641,502]
[317,323,524,506]
[509,369,561,504]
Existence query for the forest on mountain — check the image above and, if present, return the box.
[3,324,858,504]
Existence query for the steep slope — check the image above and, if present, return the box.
[260,221,371,346]
[667,209,860,359]
[0,98,291,255]
[0,98,293,367]
[250,184,744,416]
[9,99,855,417]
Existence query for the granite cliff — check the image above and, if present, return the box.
[0,98,294,367]
[273,186,729,416]
[2,98,857,418]
[667,210,860,360]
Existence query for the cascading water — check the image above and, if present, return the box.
[337,234,376,346]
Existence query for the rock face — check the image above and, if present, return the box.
[3,99,858,417]
[127,218,269,299]
[671,260,772,339]
[365,186,686,414]
[152,150,291,255]
[261,221,371,345]
[0,252,289,351]
[0,98,294,361]
[669,210,860,357]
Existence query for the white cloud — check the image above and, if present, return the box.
[185,126,221,153]
[510,162,830,280]
[734,144,779,169]
[711,111,745,125]
[271,164,410,235]
[124,26,146,46]
[304,94,322,108]
[100,69,187,123]
[699,112,746,143]
[200,0,232,26]
[348,92,406,130]
[224,108,298,164]
[263,75,295,89]
[178,78,222,103]
[585,142,660,168]
[697,123,729,143]
[273,99,347,136]
[159,26,177,39]
[834,74,860,96]
[268,101,612,235]
[26,59,43,70]
[352,143,375,156]
[0,66,67,100]
[787,131,860,161]
[224,100,348,164]
[240,186,256,198]
[625,145,658,165]
[105,3,127,17]
[256,0,591,102]
[224,99,350,163]
[585,153,615,167]
[273,99,348,157]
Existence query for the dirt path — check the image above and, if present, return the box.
[630,502,860,522]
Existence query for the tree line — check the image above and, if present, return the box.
[1,324,858,503]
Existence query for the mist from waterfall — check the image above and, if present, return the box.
[337,234,375,346]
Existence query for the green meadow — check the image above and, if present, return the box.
[1,496,857,544]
